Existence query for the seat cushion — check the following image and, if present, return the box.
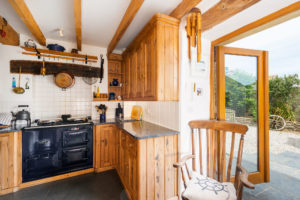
[182,173,237,200]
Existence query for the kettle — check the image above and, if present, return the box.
[11,105,31,127]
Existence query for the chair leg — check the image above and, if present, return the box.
[237,185,244,200]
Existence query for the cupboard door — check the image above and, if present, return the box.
[95,126,101,169]
[0,134,13,190]
[129,51,137,99]
[144,30,156,99]
[99,125,116,168]
[119,131,126,178]
[123,55,131,100]
[136,43,145,99]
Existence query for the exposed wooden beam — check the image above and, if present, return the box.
[74,0,82,51]
[8,0,46,46]
[170,0,202,19]
[107,0,144,55]
[202,0,261,31]
[0,16,19,46]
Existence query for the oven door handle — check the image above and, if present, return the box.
[64,148,87,153]
[64,130,88,136]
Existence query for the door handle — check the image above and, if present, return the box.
[101,139,108,146]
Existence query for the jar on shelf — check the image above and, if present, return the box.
[112,79,119,86]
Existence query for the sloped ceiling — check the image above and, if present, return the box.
[0,0,183,50]
[1,0,297,52]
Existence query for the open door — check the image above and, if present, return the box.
[216,46,270,184]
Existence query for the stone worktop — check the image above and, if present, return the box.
[93,119,179,139]
[0,119,179,140]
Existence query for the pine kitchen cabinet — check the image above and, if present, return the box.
[94,124,118,172]
[122,13,179,101]
[0,131,22,195]
[116,121,179,200]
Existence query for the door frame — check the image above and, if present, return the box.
[210,2,300,183]
[216,46,269,184]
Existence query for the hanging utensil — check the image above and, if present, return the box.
[54,72,75,89]
[99,54,104,83]
[13,67,25,94]
[40,59,46,76]
[82,77,98,85]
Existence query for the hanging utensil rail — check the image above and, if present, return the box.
[22,52,97,63]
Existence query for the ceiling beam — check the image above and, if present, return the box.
[170,0,202,19]
[202,0,261,31]
[0,16,20,46]
[107,0,144,55]
[8,0,46,46]
[74,0,82,51]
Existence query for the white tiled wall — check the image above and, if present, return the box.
[92,101,123,120]
[31,75,93,120]
[124,101,179,131]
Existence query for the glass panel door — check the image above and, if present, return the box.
[217,46,269,184]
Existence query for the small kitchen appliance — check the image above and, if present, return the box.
[115,103,123,119]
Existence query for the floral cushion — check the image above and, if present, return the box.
[182,173,237,200]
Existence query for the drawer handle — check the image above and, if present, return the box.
[101,139,108,146]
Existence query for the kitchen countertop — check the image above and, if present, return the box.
[93,118,179,139]
[0,125,25,133]
[1,119,180,139]
[117,120,179,139]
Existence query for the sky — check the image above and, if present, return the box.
[226,16,300,77]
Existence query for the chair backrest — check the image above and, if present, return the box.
[188,120,248,183]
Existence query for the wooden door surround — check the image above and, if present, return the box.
[210,2,300,184]
[216,46,269,184]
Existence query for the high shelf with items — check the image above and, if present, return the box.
[108,54,123,100]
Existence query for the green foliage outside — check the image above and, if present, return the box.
[225,76,257,120]
[226,72,300,122]
[269,74,300,121]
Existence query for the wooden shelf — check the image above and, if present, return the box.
[93,98,122,102]
[21,46,98,60]
[93,98,109,101]
[109,86,122,88]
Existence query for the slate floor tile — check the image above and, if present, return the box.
[0,170,127,200]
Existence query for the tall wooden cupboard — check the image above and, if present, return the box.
[122,13,179,101]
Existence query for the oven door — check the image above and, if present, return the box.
[62,147,90,166]
[23,153,60,182]
[63,129,89,147]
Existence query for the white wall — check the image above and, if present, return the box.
[178,16,211,175]
[124,101,179,131]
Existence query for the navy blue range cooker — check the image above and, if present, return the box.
[22,122,93,183]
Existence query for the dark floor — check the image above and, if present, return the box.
[0,170,128,200]
[243,152,300,200]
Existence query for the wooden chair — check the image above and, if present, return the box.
[174,120,255,200]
